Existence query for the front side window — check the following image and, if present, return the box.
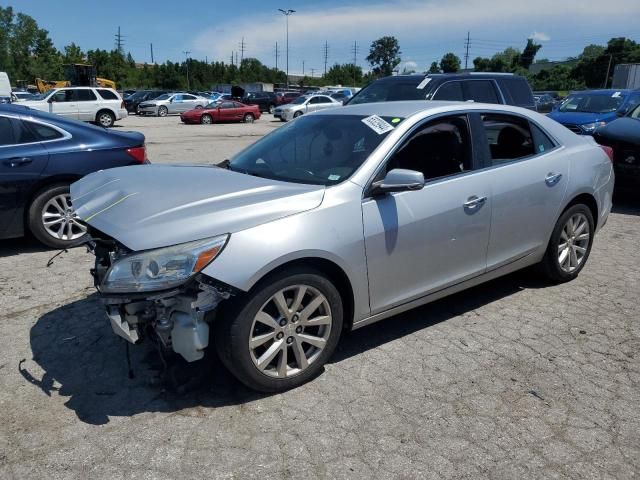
[433,81,464,101]
[51,90,74,102]
[385,115,472,181]
[481,114,534,164]
[229,115,401,185]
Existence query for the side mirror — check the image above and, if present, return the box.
[370,169,425,196]
[169,98,174,103]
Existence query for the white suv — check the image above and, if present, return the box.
[21,87,127,127]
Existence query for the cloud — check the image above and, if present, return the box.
[402,61,418,70]
[530,31,551,42]
[191,0,639,67]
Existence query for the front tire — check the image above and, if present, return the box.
[293,111,302,119]
[158,106,168,117]
[28,184,88,249]
[215,269,343,392]
[200,114,213,124]
[268,104,275,114]
[540,204,594,283]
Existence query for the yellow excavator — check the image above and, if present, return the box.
[35,64,116,93]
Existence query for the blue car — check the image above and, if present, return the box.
[0,104,147,248]
[548,89,640,135]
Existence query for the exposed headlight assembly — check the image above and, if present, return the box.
[101,235,229,293]
[581,121,606,132]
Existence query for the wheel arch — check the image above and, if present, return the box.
[561,192,599,229]
[95,108,117,121]
[23,174,83,228]
[243,256,356,331]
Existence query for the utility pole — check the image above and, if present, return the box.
[231,51,234,66]
[302,60,305,76]
[278,9,296,87]
[464,31,470,70]
[150,43,154,63]
[323,41,329,76]
[235,52,238,67]
[274,42,280,71]
[239,37,246,64]
[352,41,359,85]
[115,26,124,54]
[603,54,613,88]
[311,68,316,78]
[183,50,191,90]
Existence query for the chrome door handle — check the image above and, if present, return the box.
[3,157,32,167]
[545,172,563,186]
[464,195,487,209]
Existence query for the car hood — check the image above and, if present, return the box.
[548,110,616,125]
[70,165,325,251]
[593,117,640,147]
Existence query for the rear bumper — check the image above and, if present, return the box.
[116,108,128,120]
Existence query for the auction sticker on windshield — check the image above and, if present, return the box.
[362,115,394,135]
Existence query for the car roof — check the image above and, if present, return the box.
[373,72,520,83]
[569,89,633,95]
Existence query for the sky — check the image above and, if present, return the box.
[6,0,640,76]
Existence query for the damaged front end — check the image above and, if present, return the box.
[88,229,235,362]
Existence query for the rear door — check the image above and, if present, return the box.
[180,94,199,112]
[0,115,50,238]
[48,89,79,119]
[474,112,568,269]
[315,96,337,111]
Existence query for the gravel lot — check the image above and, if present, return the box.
[0,115,639,479]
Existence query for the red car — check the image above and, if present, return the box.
[180,100,261,124]
[275,91,301,105]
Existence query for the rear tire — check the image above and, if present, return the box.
[243,113,255,123]
[28,184,88,249]
[96,110,115,128]
[540,204,594,283]
[214,268,343,392]
[268,104,275,114]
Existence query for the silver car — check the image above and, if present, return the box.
[138,92,209,117]
[71,101,614,392]
[273,94,342,121]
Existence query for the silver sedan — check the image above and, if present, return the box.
[71,101,614,392]
[138,92,209,117]
[273,94,342,121]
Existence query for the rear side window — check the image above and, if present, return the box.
[465,81,500,104]
[530,123,556,154]
[97,89,118,100]
[76,89,97,101]
[14,120,38,143]
[499,78,534,106]
[23,121,64,141]
[0,117,16,145]
[433,81,464,101]
[480,113,535,164]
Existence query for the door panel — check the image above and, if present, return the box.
[49,90,79,119]
[363,176,491,313]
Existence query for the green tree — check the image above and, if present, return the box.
[518,39,541,69]
[366,36,401,77]
[63,43,84,63]
[439,52,461,73]
[324,63,363,85]
[428,61,440,74]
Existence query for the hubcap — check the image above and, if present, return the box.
[557,213,590,273]
[99,114,112,126]
[249,285,332,378]
[42,193,86,241]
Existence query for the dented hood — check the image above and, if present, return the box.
[71,165,325,251]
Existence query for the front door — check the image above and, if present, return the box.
[0,115,49,237]
[48,89,79,119]
[475,113,569,269]
[363,114,492,314]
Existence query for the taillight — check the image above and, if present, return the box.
[121,100,125,109]
[600,145,614,162]
[126,145,147,164]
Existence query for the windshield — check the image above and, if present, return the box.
[348,78,427,105]
[154,94,171,101]
[228,114,401,186]
[559,92,626,114]
[290,95,309,105]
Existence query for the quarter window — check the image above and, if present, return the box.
[530,123,556,154]
[23,121,64,141]
[481,114,535,164]
[385,115,472,181]
[97,89,118,100]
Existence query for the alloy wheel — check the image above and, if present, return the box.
[249,284,332,378]
[557,213,590,273]
[41,193,87,241]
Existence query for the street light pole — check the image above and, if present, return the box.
[278,9,295,87]
[183,50,191,90]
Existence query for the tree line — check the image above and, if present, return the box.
[1,6,639,92]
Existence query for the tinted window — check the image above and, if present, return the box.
[0,117,16,145]
[386,115,472,181]
[97,89,118,100]
[530,123,556,154]
[24,121,64,141]
[499,78,534,106]
[433,81,464,101]
[220,102,235,109]
[481,114,534,164]
[182,94,197,100]
[317,96,332,104]
[76,89,97,101]
[309,97,321,104]
[51,90,73,102]
[233,102,244,108]
[14,120,38,143]
[348,78,426,104]
[465,81,499,104]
